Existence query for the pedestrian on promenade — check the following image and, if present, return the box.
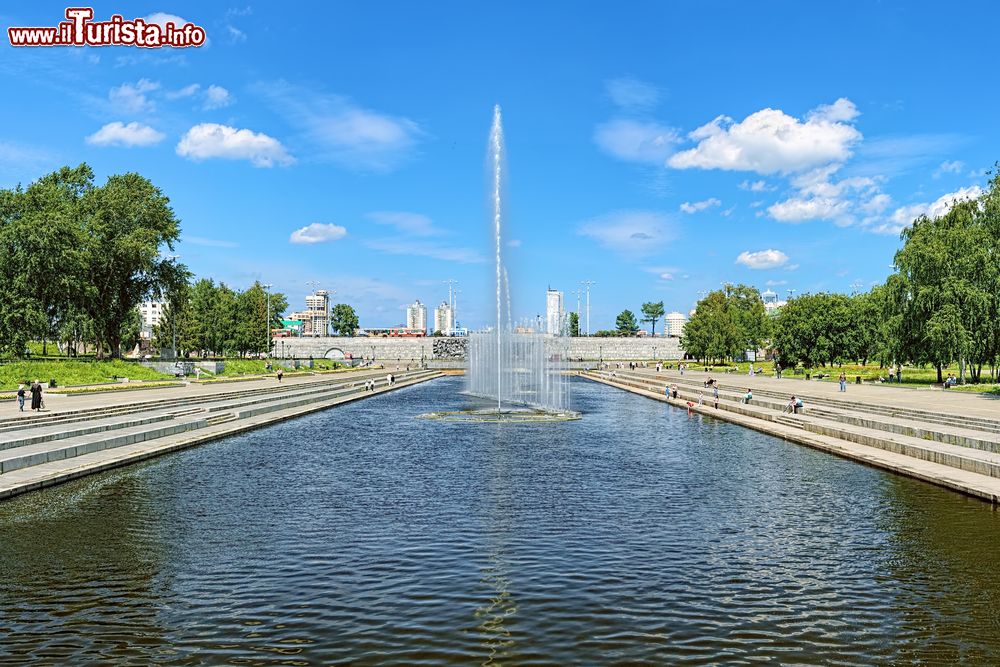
[839,372,847,392]
[29,380,43,411]
[671,384,679,399]
[713,385,719,409]
[16,384,25,411]
[277,368,283,382]
[775,361,782,379]
[888,368,895,384]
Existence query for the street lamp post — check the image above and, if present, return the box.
[263,283,272,357]
[168,254,179,360]
[581,280,596,336]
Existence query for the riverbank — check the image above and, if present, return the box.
[582,368,1000,504]
[0,369,442,501]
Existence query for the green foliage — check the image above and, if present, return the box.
[682,285,765,363]
[640,301,665,336]
[568,311,580,337]
[615,309,639,335]
[330,303,359,337]
[772,293,854,367]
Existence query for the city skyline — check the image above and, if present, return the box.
[1,2,995,330]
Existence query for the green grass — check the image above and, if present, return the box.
[0,360,171,390]
[49,382,185,395]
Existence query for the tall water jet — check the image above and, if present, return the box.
[457,105,577,420]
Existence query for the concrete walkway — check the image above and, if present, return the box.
[0,368,441,501]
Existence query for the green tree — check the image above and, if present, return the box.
[615,309,639,335]
[80,171,185,358]
[640,301,665,336]
[568,311,580,337]
[330,303,359,336]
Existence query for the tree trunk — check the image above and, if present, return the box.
[936,364,943,383]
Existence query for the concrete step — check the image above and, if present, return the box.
[605,371,1000,450]
[0,417,207,474]
[0,370,436,478]
[589,372,1000,480]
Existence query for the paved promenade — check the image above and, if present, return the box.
[583,367,1000,504]
[0,368,442,501]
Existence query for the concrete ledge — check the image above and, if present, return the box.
[583,372,1000,505]
[0,372,442,501]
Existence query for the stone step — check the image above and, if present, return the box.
[0,417,206,475]
[0,370,436,478]
[611,371,1000,443]
[589,372,1000,480]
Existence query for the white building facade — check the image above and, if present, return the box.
[546,288,564,335]
[665,311,688,338]
[407,299,428,333]
[433,301,454,334]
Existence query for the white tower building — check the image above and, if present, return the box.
[406,299,428,333]
[433,301,454,334]
[546,288,564,335]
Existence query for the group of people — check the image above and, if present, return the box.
[15,380,44,412]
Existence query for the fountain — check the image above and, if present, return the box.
[423,106,578,423]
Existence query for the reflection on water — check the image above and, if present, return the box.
[1,376,999,664]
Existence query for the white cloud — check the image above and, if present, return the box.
[109,79,159,113]
[577,210,674,256]
[876,185,983,235]
[507,239,522,248]
[736,249,789,269]
[165,83,200,100]
[932,159,963,179]
[259,82,423,171]
[768,196,852,223]
[860,193,892,214]
[644,266,682,281]
[86,121,164,147]
[176,123,293,167]
[203,85,233,109]
[668,99,862,174]
[364,239,484,263]
[606,77,661,110]
[144,12,192,29]
[739,179,773,192]
[290,223,347,244]
[765,279,788,286]
[806,98,860,123]
[367,211,439,236]
[679,197,722,213]
[594,119,680,164]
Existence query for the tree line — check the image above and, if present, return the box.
[682,171,1000,384]
[0,164,185,359]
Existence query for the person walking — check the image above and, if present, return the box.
[713,385,719,409]
[16,384,26,412]
[276,368,283,382]
[839,372,847,392]
[29,380,43,412]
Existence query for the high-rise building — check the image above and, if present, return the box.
[433,301,454,334]
[406,299,428,333]
[304,289,330,336]
[665,311,688,338]
[546,288,564,335]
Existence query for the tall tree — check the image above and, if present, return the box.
[568,311,580,337]
[640,301,665,336]
[615,309,639,335]
[80,171,185,358]
[330,303,359,336]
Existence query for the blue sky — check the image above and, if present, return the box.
[0,2,995,330]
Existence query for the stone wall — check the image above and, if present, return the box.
[275,335,683,362]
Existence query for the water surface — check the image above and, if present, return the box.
[1,377,999,664]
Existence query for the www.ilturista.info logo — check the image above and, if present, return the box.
[8,8,206,48]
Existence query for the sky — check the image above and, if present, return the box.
[0,2,996,331]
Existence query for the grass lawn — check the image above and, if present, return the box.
[0,360,171,390]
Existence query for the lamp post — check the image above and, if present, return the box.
[168,254,179,359]
[263,283,272,358]
[581,280,596,336]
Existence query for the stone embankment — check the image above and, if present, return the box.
[583,367,1000,504]
[0,369,441,501]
